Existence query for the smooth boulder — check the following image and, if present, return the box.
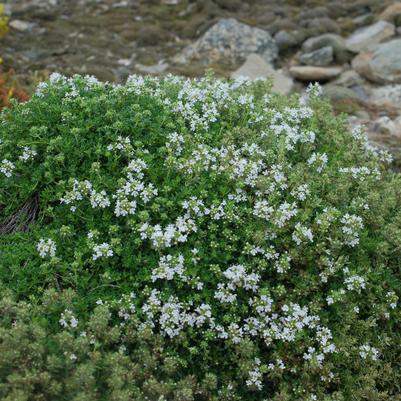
[346,21,395,53]
[232,54,293,95]
[289,65,343,81]
[352,39,401,83]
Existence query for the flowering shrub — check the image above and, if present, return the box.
[0,74,400,400]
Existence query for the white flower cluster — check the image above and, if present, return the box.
[37,238,57,258]
[351,125,393,164]
[344,275,366,293]
[92,242,113,261]
[292,223,314,245]
[141,290,214,338]
[139,214,197,249]
[215,264,260,304]
[59,309,79,328]
[113,158,157,217]
[246,357,263,390]
[151,254,186,282]
[61,180,110,212]
[253,199,274,221]
[274,201,298,228]
[291,184,310,201]
[307,152,328,173]
[18,146,37,162]
[339,166,380,181]
[359,344,379,361]
[166,132,185,156]
[106,136,133,155]
[386,291,398,309]
[0,159,15,177]
[340,213,364,247]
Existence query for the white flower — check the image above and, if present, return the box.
[0,159,15,177]
[359,344,379,361]
[292,223,314,245]
[19,146,37,162]
[59,309,78,329]
[37,238,57,258]
[344,275,366,292]
[340,213,364,247]
[307,152,328,173]
[92,242,113,260]
[90,189,110,209]
[253,199,274,220]
[151,254,186,282]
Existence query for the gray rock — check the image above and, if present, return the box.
[301,17,340,35]
[266,18,298,36]
[173,18,278,66]
[135,61,169,75]
[302,34,350,63]
[332,70,365,87]
[231,54,294,95]
[346,21,395,53]
[370,85,401,108]
[372,116,401,138]
[289,65,343,81]
[323,84,364,103]
[299,45,333,66]
[9,19,35,32]
[274,30,305,51]
[352,13,374,27]
[297,6,329,21]
[353,39,401,83]
[378,3,401,24]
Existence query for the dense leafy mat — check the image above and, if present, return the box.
[0,74,400,401]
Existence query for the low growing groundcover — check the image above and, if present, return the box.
[0,73,400,401]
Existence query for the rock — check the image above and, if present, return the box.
[9,19,35,32]
[300,17,340,35]
[302,34,350,63]
[370,85,401,108]
[173,18,278,66]
[323,84,364,103]
[289,65,343,81]
[352,39,401,83]
[135,61,169,75]
[274,30,306,52]
[372,116,401,138]
[378,3,401,23]
[265,18,298,36]
[299,45,333,66]
[352,13,374,27]
[323,84,367,114]
[346,21,395,52]
[351,52,374,80]
[161,0,181,4]
[231,54,293,95]
[297,6,329,21]
[332,70,365,87]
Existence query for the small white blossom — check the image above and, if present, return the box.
[92,242,113,260]
[37,238,57,258]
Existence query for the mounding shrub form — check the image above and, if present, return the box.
[0,74,400,401]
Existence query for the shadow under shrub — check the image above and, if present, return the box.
[0,74,400,401]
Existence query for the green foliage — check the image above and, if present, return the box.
[0,74,400,400]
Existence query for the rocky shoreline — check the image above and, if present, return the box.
[1,0,401,166]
